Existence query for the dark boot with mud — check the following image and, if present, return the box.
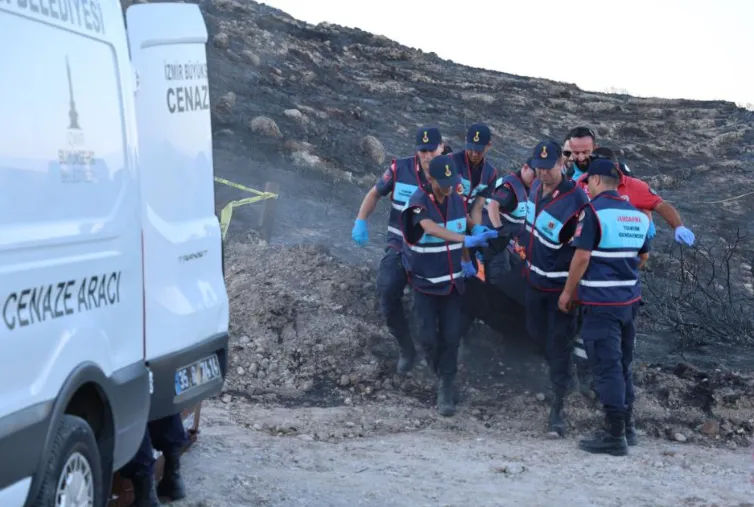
[396,337,416,374]
[129,474,161,507]
[437,375,456,417]
[625,405,637,446]
[548,392,566,436]
[157,454,186,501]
[579,413,628,456]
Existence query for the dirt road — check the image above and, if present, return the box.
[178,402,754,507]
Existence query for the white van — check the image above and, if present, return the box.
[0,2,229,506]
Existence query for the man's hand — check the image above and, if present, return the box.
[464,229,498,249]
[352,219,368,246]
[461,259,477,277]
[471,224,492,235]
[558,289,577,313]
[674,225,695,246]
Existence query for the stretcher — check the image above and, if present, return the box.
[107,403,202,506]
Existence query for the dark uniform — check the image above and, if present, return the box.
[485,165,532,305]
[369,127,442,373]
[567,158,650,456]
[449,124,498,333]
[520,141,589,436]
[120,413,189,506]
[449,124,498,211]
[400,155,496,416]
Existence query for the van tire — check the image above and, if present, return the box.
[31,414,105,507]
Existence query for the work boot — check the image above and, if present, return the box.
[579,413,628,457]
[548,393,566,437]
[625,406,637,446]
[129,474,160,507]
[156,454,186,501]
[437,376,456,417]
[396,343,415,374]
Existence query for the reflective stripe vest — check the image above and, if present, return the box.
[400,188,467,295]
[579,191,649,305]
[386,156,428,249]
[523,179,589,291]
[449,150,496,206]
[492,171,529,238]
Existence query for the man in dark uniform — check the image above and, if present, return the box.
[400,155,498,416]
[519,140,589,437]
[352,126,445,374]
[121,414,189,506]
[448,123,498,332]
[484,158,536,303]
[558,157,650,456]
[448,123,498,227]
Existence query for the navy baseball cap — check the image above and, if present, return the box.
[416,126,442,151]
[528,140,562,170]
[428,155,460,187]
[466,123,491,151]
[587,158,621,179]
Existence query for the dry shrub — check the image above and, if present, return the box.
[643,229,754,351]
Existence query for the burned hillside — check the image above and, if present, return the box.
[120,0,754,450]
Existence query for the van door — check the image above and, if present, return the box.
[126,3,229,420]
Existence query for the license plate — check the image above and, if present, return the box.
[175,354,221,395]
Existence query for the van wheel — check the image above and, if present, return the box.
[31,414,104,507]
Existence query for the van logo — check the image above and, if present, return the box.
[66,56,80,130]
[57,56,96,184]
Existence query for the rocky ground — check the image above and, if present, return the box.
[121,0,754,504]
[177,234,754,506]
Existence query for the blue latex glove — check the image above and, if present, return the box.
[461,260,477,277]
[464,229,499,249]
[475,250,484,264]
[471,224,491,236]
[351,219,368,246]
[647,220,656,240]
[674,225,695,246]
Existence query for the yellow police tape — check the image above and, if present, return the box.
[214,177,279,240]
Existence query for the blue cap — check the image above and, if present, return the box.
[528,140,562,170]
[466,123,491,151]
[428,155,460,187]
[587,158,621,179]
[416,126,442,151]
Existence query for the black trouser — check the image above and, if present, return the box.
[120,413,188,478]
[525,286,578,395]
[580,303,639,417]
[412,286,463,377]
[375,247,413,353]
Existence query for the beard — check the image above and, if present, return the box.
[575,158,590,170]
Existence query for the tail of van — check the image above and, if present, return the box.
[126,3,230,421]
[0,1,150,506]
[0,2,229,506]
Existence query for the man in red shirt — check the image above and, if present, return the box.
[574,148,695,247]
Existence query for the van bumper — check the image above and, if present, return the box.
[147,332,229,421]
[0,401,52,495]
